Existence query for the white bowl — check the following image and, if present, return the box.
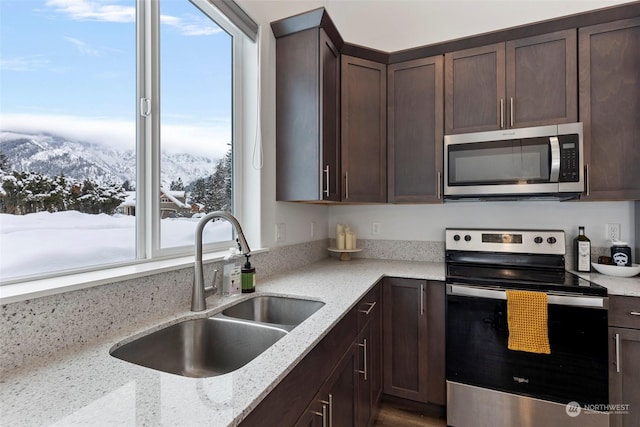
[591,262,640,278]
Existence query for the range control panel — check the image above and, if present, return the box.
[445,229,566,255]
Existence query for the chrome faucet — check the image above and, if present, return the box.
[192,211,251,312]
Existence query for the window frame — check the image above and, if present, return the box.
[0,0,251,286]
[140,0,245,261]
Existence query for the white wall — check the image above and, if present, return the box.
[240,0,635,248]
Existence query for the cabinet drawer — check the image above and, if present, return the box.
[357,283,381,331]
[609,296,640,329]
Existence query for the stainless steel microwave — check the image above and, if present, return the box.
[444,123,584,200]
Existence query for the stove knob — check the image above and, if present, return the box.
[464,234,472,242]
[453,234,460,242]
[547,237,557,244]
[534,236,543,244]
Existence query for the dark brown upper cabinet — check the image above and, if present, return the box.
[445,30,577,134]
[388,56,444,203]
[579,17,640,201]
[273,10,342,202]
[341,55,387,203]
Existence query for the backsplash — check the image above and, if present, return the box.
[0,238,615,374]
[330,238,609,270]
[0,239,328,374]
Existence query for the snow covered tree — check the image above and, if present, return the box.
[170,178,184,191]
[0,151,10,173]
[68,179,126,215]
[187,146,232,213]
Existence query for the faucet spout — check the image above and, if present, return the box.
[192,211,251,312]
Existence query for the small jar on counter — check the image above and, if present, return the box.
[611,241,632,267]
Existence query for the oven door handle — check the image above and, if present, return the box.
[447,284,608,309]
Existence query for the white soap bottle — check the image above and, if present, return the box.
[222,247,242,296]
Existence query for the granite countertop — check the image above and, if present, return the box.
[575,270,640,297]
[1,258,637,427]
[0,259,444,427]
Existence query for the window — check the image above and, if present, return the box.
[0,0,248,283]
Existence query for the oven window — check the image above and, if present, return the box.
[448,137,550,185]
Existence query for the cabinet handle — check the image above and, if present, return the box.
[584,164,590,196]
[615,333,621,373]
[323,165,330,197]
[500,98,505,129]
[319,394,333,427]
[420,283,425,316]
[358,301,376,315]
[437,171,441,200]
[356,339,368,381]
[345,171,349,200]
[312,403,328,427]
[510,97,514,128]
[630,311,640,316]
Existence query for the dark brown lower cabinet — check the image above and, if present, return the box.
[240,282,382,427]
[382,278,445,405]
[296,347,358,427]
[609,295,640,427]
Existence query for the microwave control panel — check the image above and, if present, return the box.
[559,134,579,182]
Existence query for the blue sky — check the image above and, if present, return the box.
[0,0,232,157]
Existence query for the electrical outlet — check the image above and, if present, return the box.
[372,222,381,236]
[606,223,621,242]
[275,223,286,242]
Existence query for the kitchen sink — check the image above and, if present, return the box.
[110,295,325,378]
[110,317,287,378]
[218,295,325,330]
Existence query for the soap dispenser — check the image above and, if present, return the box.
[241,254,256,293]
[222,247,242,296]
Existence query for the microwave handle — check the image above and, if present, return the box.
[549,136,560,182]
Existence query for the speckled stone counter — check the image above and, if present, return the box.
[0,259,444,427]
[1,258,637,427]
[575,271,640,297]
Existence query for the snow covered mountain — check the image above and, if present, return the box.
[0,131,218,187]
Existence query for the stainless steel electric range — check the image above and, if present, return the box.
[445,229,609,427]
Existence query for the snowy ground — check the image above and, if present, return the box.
[0,211,232,281]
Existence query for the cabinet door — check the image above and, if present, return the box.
[426,281,446,406]
[341,55,387,203]
[506,30,577,128]
[276,28,340,202]
[383,277,429,402]
[356,323,374,427]
[388,56,444,203]
[609,327,640,427]
[445,43,505,134]
[579,17,640,200]
[355,284,382,426]
[320,29,341,201]
[296,347,357,427]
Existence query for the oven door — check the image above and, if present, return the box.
[446,284,608,405]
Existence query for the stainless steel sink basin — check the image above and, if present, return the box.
[110,317,287,378]
[219,296,325,329]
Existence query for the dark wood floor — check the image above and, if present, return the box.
[374,400,447,426]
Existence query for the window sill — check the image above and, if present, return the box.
[0,248,269,305]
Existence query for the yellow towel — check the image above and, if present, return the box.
[506,290,551,354]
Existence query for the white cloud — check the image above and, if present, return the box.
[0,55,50,71]
[0,113,230,158]
[45,0,135,23]
[45,0,223,36]
[64,36,99,56]
[160,14,224,36]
